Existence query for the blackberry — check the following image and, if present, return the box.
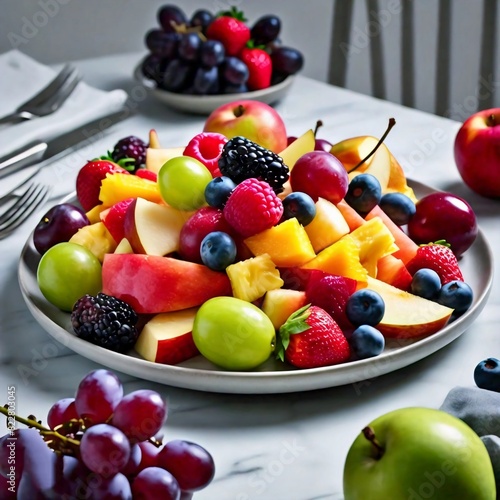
[111,135,147,171]
[218,136,289,193]
[71,293,139,353]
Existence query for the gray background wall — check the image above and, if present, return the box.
[1,0,499,118]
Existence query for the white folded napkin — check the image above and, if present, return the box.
[0,50,129,159]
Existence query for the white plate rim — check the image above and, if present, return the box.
[17,179,494,394]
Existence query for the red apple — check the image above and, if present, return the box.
[454,108,500,198]
[102,254,232,313]
[203,100,287,153]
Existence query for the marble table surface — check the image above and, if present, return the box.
[1,52,499,500]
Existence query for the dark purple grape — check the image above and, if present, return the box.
[86,472,132,499]
[251,15,281,45]
[141,54,168,85]
[122,443,142,476]
[271,46,304,76]
[162,59,194,92]
[145,29,180,59]
[222,57,249,85]
[190,9,214,33]
[200,40,225,67]
[222,83,248,94]
[178,33,201,62]
[157,4,188,33]
[157,440,215,493]
[193,66,219,94]
[33,203,90,255]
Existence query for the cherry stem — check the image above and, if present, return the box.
[313,120,323,138]
[1,405,80,448]
[350,118,396,172]
[362,426,384,459]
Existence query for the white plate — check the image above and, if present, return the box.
[134,63,295,115]
[18,180,493,394]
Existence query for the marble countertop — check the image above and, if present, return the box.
[1,52,499,500]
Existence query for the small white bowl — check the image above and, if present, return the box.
[133,62,295,115]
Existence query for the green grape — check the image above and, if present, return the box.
[192,297,276,370]
[158,157,213,211]
[37,242,102,311]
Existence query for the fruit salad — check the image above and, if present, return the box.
[32,113,479,373]
[141,4,304,95]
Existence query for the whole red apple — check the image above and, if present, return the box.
[454,108,500,198]
[203,100,287,153]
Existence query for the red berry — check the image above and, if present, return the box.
[101,198,136,244]
[183,132,228,177]
[76,160,129,212]
[206,8,250,57]
[135,168,158,182]
[223,178,283,237]
[240,47,272,90]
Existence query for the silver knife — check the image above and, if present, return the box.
[0,107,132,179]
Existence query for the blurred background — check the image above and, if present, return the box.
[1,0,499,118]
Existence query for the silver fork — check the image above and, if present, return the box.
[0,64,81,125]
[0,182,51,239]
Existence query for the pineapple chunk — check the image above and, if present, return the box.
[301,237,368,282]
[226,254,284,302]
[69,222,117,262]
[86,204,108,224]
[99,173,162,207]
[347,216,399,277]
[244,218,316,267]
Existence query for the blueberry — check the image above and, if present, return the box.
[205,176,236,208]
[379,192,416,226]
[411,268,441,299]
[346,289,385,326]
[437,280,473,314]
[350,325,385,359]
[282,192,316,226]
[474,358,500,392]
[345,174,382,215]
[200,231,237,271]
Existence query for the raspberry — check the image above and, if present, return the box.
[183,132,228,176]
[223,178,283,237]
[218,136,289,193]
[71,293,139,353]
[111,136,147,171]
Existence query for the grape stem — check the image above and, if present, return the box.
[1,404,80,448]
[350,118,396,172]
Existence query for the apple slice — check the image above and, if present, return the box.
[262,289,308,329]
[363,277,453,338]
[278,129,315,170]
[135,308,199,365]
[114,238,134,254]
[146,147,185,174]
[102,253,233,313]
[124,197,192,256]
[348,143,391,192]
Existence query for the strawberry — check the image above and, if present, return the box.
[206,7,250,57]
[135,168,157,182]
[406,242,464,284]
[76,160,129,212]
[100,197,135,243]
[305,272,357,330]
[240,45,272,90]
[277,305,351,369]
[223,178,283,237]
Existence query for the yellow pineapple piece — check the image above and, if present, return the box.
[244,218,315,267]
[347,217,399,277]
[301,237,368,282]
[86,204,108,224]
[99,173,162,207]
[69,222,117,262]
[226,254,284,302]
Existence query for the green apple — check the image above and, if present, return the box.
[343,407,495,500]
[192,296,276,370]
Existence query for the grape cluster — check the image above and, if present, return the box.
[0,369,214,499]
[141,4,304,95]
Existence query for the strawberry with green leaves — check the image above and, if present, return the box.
[406,242,464,285]
[206,7,250,57]
[240,43,272,90]
[277,305,351,369]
